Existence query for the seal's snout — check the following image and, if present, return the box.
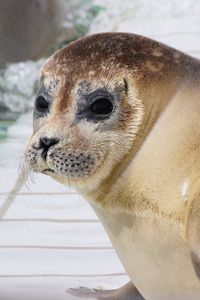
[39,136,59,160]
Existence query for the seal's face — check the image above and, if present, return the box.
[23,33,145,192]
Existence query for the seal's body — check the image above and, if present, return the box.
[23,33,200,299]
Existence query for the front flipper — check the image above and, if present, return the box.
[67,281,145,300]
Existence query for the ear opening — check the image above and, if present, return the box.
[187,195,200,280]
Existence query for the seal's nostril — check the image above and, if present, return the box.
[40,137,59,149]
[39,137,59,160]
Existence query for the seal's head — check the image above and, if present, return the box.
[23,32,181,193]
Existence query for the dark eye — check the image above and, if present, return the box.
[90,97,113,116]
[35,96,49,113]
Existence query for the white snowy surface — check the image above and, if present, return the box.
[1,1,200,299]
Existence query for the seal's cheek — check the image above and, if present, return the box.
[187,195,200,281]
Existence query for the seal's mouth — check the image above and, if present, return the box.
[42,168,55,174]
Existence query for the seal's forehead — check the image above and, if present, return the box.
[41,35,127,79]
[42,32,180,75]
[40,32,183,95]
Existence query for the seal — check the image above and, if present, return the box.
[22,32,200,299]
